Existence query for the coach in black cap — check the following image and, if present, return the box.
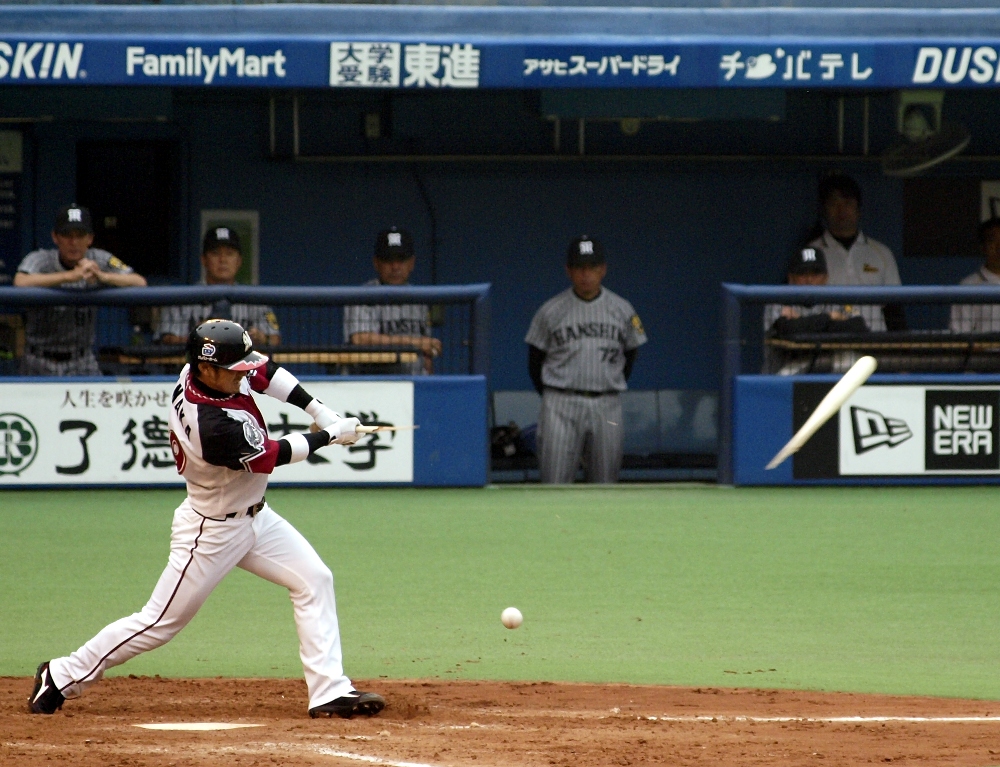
[342,226,441,374]
[156,226,281,347]
[524,235,648,484]
[762,246,868,374]
[14,204,146,375]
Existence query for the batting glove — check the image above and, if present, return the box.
[324,417,362,446]
[307,401,342,430]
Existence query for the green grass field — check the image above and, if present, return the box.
[3,485,1000,700]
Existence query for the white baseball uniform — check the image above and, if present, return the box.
[46,361,357,710]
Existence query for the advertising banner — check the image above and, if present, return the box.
[0,36,999,90]
[0,379,413,486]
[793,384,1000,479]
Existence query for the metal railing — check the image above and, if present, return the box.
[0,283,490,379]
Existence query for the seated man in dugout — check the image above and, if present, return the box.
[763,246,867,375]
[156,227,280,347]
[14,204,147,376]
[950,217,1000,333]
[342,227,441,375]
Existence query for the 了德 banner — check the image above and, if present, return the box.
[0,379,414,486]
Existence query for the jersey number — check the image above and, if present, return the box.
[169,430,187,474]
[600,347,621,364]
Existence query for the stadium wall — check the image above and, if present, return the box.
[11,89,998,392]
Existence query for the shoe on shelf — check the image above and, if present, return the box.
[309,690,385,719]
[28,662,65,715]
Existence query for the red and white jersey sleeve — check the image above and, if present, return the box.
[168,364,283,517]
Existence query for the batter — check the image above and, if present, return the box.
[28,319,385,720]
[525,235,647,484]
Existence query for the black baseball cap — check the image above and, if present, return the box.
[375,227,415,261]
[54,204,93,235]
[567,235,605,267]
[203,226,242,255]
[788,246,827,275]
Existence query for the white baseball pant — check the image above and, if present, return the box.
[48,499,355,710]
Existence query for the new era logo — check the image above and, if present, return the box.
[925,389,1000,471]
[387,232,402,247]
[67,208,82,222]
[851,406,912,453]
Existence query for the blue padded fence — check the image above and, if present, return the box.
[721,283,1000,485]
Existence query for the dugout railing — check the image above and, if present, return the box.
[0,284,490,379]
[721,283,1000,485]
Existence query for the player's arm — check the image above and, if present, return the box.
[623,348,638,382]
[91,253,146,287]
[14,266,90,287]
[95,270,147,287]
[197,406,284,474]
[154,305,190,345]
[248,361,361,464]
[527,345,546,395]
[248,308,281,348]
[621,310,646,382]
[247,328,281,347]
[349,331,441,356]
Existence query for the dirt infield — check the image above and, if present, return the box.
[4,676,1000,766]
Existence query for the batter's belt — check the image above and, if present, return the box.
[194,497,265,521]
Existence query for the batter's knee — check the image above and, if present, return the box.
[317,564,334,591]
[292,563,334,603]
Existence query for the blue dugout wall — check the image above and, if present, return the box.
[0,284,489,487]
[722,285,1000,485]
[0,374,487,488]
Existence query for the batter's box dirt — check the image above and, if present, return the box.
[3,676,1000,766]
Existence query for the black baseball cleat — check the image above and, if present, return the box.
[28,662,65,714]
[309,690,385,719]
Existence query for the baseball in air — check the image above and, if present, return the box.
[501,607,523,629]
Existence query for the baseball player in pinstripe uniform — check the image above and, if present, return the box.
[950,217,1000,333]
[525,236,647,484]
[343,227,441,375]
[14,204,147,375]
[156,227,281,347]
